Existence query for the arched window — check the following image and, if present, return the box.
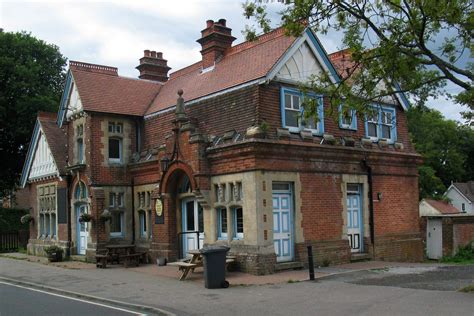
[75,181,87,201]
[178,176,191,194]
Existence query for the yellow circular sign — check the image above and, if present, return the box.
[155,199,163,217]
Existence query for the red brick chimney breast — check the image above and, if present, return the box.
[136,50,171,82]
[197,19,236,69]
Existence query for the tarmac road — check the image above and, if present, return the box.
[320,264,474,291]
[0,282,143,316]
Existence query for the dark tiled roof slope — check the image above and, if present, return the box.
[38,112,68,174]
[453,181,474,202]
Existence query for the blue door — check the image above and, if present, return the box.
[273,193,293,262]
[347,184,363,253]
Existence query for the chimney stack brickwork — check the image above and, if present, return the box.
[197,19,236,69]
[136,50,171,82]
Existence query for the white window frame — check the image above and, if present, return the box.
[281,87,324,135]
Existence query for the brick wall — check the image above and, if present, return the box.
[258,82,415,153]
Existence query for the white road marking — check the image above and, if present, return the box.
[0,281,146,315]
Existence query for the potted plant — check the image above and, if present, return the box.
[100,209,112,222]
[79,213,92,223]
[44,245,64,262]
[20,214,33,224]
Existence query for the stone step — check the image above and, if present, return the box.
[274,261,304,271]
[350,253,371,262]
[70,255,87,262]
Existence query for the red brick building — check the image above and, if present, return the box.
[20,20,423,274]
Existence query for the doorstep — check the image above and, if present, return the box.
[274,261,305,271]
[350,252,371,262]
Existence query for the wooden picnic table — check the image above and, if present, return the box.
[168,249,236,281]
[104,245,147,268]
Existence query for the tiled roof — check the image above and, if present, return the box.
[328,49,357,79]
[37,112,68,174]
[452,181,474,202]
[145,27,297,115]
[425,199,460,215]
[70,63,162,116]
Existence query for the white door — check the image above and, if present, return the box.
[182,198,204,258]
[347,185,363,253]
[273,193,293,262]
[77,205,88,255]
[427,219,442,259]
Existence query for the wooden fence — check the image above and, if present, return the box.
[0,230,28,252]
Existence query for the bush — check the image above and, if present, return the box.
[440,243,474,263]
[44,245,64,255]
[0,207,29,232]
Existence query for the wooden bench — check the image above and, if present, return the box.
[168,262,198,280]
[95,249,110,269]
[120,253,142,268]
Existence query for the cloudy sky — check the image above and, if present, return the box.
[1,0,467,121]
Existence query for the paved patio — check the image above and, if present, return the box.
[0,252,445,285]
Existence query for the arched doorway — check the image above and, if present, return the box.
[160,162,203,259]
[74,181,88,255]
[178,177,204,257]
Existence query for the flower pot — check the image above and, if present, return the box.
[47,251,63,262]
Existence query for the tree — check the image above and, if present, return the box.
[407,106,473,199]
[0,30,67,196]
[243,0,473,121]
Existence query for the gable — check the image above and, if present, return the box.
[65,79,83,119]
[275,42,324,82]
[20,117,64,188]
[28,129,59,181]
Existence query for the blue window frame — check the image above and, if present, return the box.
[280,87,324,135]
[364,105,397,143]
[139,211,147,238]
[232,207,244,239]
[217,208,227,240]
[338,105,357,130]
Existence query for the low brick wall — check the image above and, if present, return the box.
[372,233,423,262]
[296,240,351,267]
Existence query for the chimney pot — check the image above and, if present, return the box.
[144,49,151,57]
[197,18,236,69]
[136,50,171,82]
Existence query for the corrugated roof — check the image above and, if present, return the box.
[425,199,460,215]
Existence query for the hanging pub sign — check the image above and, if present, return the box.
[155,198,164,224]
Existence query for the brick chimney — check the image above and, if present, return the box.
[197,19,236,69]
[136,50,171,82]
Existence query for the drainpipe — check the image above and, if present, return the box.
[131,177,136,244]
[66,174,72,257]
[362,159,375,258]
